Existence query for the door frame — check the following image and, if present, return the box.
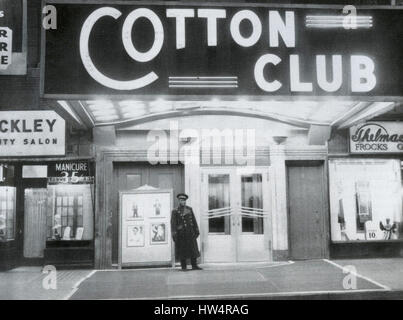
[286,160,330,260]
[18,178,48,265]
[200,166,273,263]
[112,161,185,266]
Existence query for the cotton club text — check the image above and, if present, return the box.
[80,7,377,93]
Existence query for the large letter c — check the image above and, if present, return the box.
[79,7,159,91]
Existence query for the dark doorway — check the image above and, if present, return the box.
[287,161,328,260]
[112,162,184,264]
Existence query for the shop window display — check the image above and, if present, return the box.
[46,184,94,241]
[0,165,16,242]
[330,159,402,241]
[0,187,16,241]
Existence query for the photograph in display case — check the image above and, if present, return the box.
[153,199,162,218]
[150,223,167,245]
[149,197,169,219]
[124,197,143,221]
[127,224,145,247]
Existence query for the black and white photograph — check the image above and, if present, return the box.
[150,223,167,244]
[127,224,145,247]
[1,0,403,307]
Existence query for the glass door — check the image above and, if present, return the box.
[202,172,236,262]
[23,189,48,258]
[201,168,272,263]
[237,172,271,261]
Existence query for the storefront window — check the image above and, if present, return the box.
[0,187,16,241]
[0,164,16,242]
[46,184,94,241]
[329,159,403,241]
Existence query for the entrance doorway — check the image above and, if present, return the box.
[113,162,184,264]
[23,188,47,259]
[287,161,328,260]
[201,167,272,262]
[18,178,48,264]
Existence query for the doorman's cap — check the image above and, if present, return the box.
[176,193,188,200]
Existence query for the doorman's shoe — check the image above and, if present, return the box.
[192,265,203,270]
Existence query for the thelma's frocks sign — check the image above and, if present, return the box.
[350,122,403,154]
[43,4,403,97]
[0,111,65,156]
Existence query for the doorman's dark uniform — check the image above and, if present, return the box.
[171,205,200,265]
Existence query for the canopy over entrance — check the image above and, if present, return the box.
[55,99,396,131]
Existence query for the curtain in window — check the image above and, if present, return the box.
[23,189,47,258]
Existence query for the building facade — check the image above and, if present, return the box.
[0,0,402,270]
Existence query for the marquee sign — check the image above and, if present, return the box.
[350,122,403,154]
[42,2,403,98]
[0,0,26,75]
[0,111,65,156]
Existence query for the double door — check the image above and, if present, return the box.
[201,167,272,262]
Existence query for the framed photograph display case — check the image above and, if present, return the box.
[119,188,173,268]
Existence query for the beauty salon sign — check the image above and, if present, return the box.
[0,111,65,156]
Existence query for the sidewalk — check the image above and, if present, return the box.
[0,259,402,300]
[69,259,403,300]
[0,267,93,300]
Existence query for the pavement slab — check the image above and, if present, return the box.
[0,267,93,300]
[333,258,403,291]
[0,259,399,300]
[69,260,386,300]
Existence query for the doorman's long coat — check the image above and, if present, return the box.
[171,205,200,260]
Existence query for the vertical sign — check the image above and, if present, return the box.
[0,0,26,75]
[0,27,11,69]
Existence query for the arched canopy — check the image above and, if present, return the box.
[54,99,395,130]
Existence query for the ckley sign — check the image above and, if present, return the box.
[42,3,403,97]
[0,111,65,156]
[350,122,403,154]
